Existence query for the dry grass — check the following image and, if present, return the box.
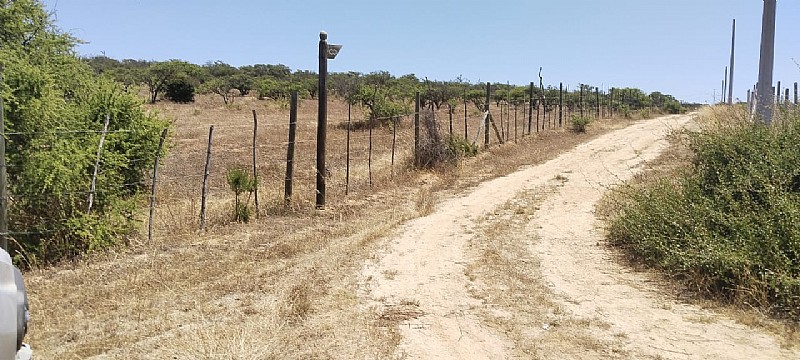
[23,93,641,359]
[465,187,630,359]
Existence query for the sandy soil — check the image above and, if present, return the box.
[360,114,799,359]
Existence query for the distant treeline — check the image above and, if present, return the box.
[83,56,687,119]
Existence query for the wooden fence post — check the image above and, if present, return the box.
[200,125,214,231]
[346,104,351,195]
[148,128,169,242]
[528,82,534,134]
[391,116,397,179]
[464,97,468,140]
[484,82,490,147]
[596,87,600,119]
[87,114,110,214]
[285,92,297,204]
[559,82,563,127]
[414,92,420,165]
[368,116,373,187]
[251,110,259,218]
[448,104,453,135]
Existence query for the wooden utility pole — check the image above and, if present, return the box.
[756,0,777,125]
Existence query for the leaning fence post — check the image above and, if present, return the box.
[200,125,214,231]
[251,110,260,218]
[87,114,111,214]
[148,128,168,242]
[285,92,297,204]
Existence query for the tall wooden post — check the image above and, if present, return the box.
[316,31,329,208]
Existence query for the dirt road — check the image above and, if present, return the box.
[360,114,799,359]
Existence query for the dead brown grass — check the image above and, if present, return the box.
[465,187,630,359]
[23,93,639,359]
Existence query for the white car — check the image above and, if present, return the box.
[0,248,30,360]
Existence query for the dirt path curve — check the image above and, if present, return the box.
[360,114,798,359]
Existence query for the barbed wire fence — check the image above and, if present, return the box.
[0,77,711,255]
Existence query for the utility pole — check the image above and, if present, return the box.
[727,19,736,104]
[756,0,777,125]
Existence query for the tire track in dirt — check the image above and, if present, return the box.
[360,114,797,359]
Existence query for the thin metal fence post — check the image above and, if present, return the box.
[559,82,563,127]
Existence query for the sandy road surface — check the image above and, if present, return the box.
[360,114,799,359]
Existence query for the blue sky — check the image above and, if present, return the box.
[43,0,799,104]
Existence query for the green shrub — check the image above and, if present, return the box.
[607,111,800,318]
[226,167,257,223]
[1,0,169,265]
[165,75,195,103]
[664,100,684,114]
[570,115,591,132]
[447,135,478,158]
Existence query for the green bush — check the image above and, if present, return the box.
[607,111,800,318]
[570,115,591,132]
[165,75,195,103]
[1,0,169,265]
[226,167,257,223]
[664,100,684,114]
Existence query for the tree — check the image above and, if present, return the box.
[0,0,169,265]
[201,77,236,104]
[141,60,195,104]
